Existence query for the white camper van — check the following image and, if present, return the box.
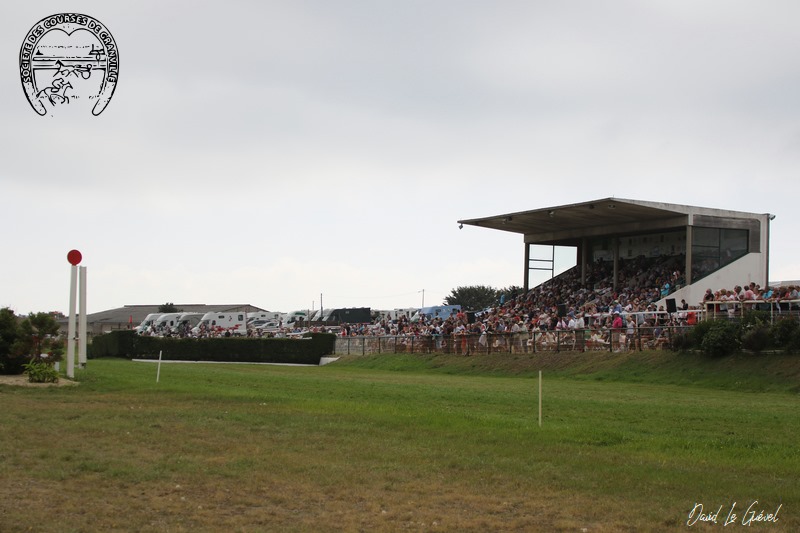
[386,308,417,322]
[192,312,248,336]
[135,313,163,335]
[281,310,309,327]
[245,311,282,324]
[410,305,461,323]
[154,313,184,334]
[170,312,204,334]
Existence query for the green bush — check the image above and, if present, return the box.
[739,309,771,329]
[88,330,140,358]
[786,328,800,354]
[770,316,799,347]
[689,319,717,349]
[23,359,59,383]
[740,325,771,353]
[700,320,740,358]
[669,331,693,352]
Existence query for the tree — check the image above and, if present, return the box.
[499,285,525,304]
[15,313,63,361]
[0,308,21,374]
[158,302,180,313]
[0,310,63,375]
[443,285,500,311]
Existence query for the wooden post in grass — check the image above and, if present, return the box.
[538,370,542,427]
[156,350,163,383]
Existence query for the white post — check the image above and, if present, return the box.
[538,370,542,427]
[78,266,87,368]
[156,350,163,383]
[66,265,78,379]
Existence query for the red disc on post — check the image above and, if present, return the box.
[67,249,82,266]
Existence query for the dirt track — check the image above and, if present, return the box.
[0,374,78,387]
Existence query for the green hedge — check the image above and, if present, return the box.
[672,314,800,356]
[89,331,335,365]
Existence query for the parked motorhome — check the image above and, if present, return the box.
[170,312,204,334]
[322,307,372,324]
[135,313,163,335]
[410,305,461,322]
[192,312,248,336]
[246,311,282,324]
[251,320,280,332]
[281,310,309,326]
[154,313,184,333]
[382,308,417,322]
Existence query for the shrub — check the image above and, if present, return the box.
[739,309,770,329]
[770,316,799,347]
[23,359,59,383]
[689,319,719,349]
[786,328,800,354]
[669,331,693,352]
[88,330,139,358]
[700,320,740,358]
[740,325,771,353]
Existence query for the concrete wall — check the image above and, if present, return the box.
[659,252,765,308]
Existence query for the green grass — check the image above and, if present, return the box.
[0,353,798,532]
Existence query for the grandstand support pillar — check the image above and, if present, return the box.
[580,238,588,285]
[613,238,620,291]
[765,214,774,288]
[524,243,530,292]
[685,226,693,286]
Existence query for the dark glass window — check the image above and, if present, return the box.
[692,227,748,280]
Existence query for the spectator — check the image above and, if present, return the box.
[611,312,624,351]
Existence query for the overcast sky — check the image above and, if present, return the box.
[2,1,799,315]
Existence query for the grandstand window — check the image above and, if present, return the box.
[591,230,685,262]
[692,227,749,280]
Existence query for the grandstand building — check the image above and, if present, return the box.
[458,198,774,308]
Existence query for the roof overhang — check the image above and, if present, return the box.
[457,198,767,245]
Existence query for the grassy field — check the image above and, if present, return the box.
[0,351,798,532]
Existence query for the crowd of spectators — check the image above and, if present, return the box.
[329,256,695,353]
[330,257,794,351]
[702,282,800,317]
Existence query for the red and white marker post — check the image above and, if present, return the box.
[66,250,87,378]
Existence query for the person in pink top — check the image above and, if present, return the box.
[611,312,624,351]
[741,284,757,301]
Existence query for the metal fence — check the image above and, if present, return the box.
[702,300,800,321]
[334,326,693,356]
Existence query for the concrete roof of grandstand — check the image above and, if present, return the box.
[457,197,770,245]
